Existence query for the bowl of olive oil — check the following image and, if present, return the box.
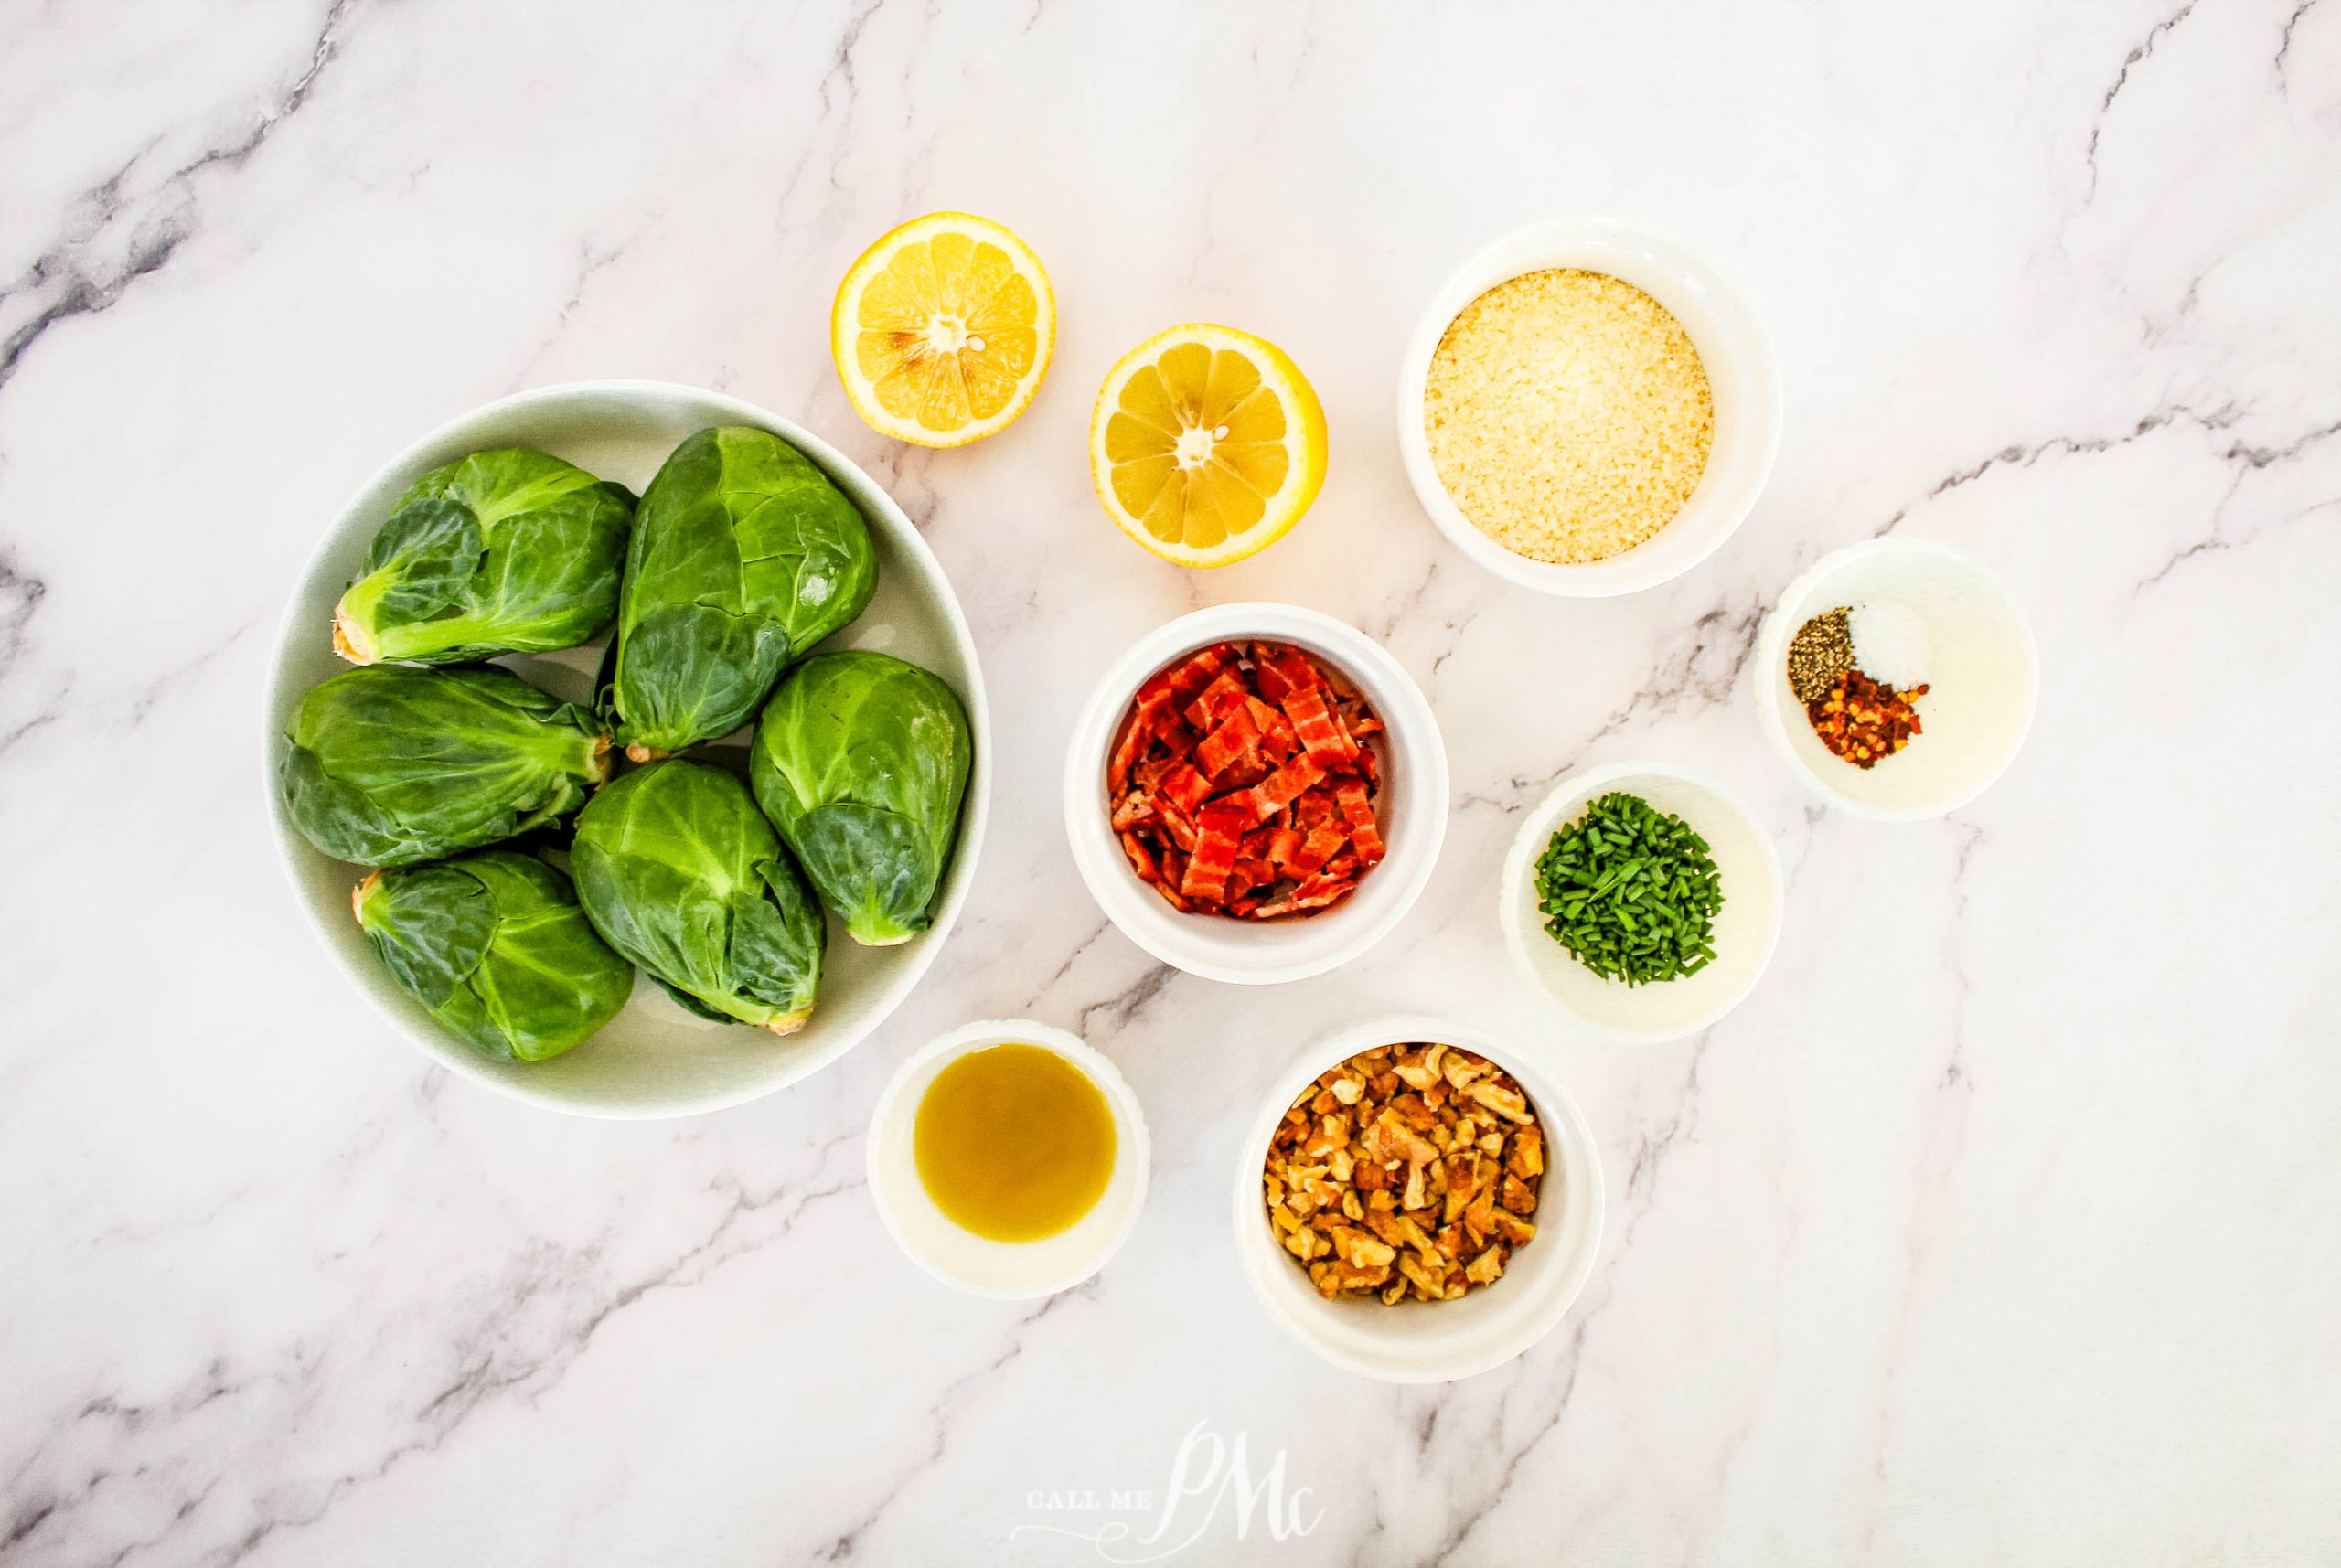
[868,1019,1150,1297]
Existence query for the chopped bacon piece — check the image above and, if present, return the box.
[1254,644,1323,702]
[1185,668,1249,731]
[1243,755,1326,824]
[1106,639,1384,921]
[1180,801,1250,903]
[1119,831,1158,883]
[1335,776,1384,867]
[1157,801,1199,853]
[1267,827,1303,869]
[1216,756,1273,792]
[1109,689,1170,790]
[1289,823,1349,877]
[1228,834,1275,903]
[1292,784,1338,830]
[1163,643,1235,702]
[1194,705,1264,778]
[1252,880,1354,919]
[1160,762,1213,816]
[1312,849,1359,885]
[1257,710,1298,762]
[1282,686,1357,770]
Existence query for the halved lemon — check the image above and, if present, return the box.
[1090,324,1328,568]
[831,211,1054,447]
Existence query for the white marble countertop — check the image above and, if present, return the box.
[5,2,2340,1563]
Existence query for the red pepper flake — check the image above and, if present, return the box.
[1806,667,1929,769]
[1107,639,1384,920]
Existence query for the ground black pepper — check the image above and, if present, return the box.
[1787,607,1855,704]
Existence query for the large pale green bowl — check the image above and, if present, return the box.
[264,381,989,1119]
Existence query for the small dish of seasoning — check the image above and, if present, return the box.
[1755,539,2037,820]
[868,1019,1149,1298]
[1498,761,1783,1043]
[1396,219,1781,598]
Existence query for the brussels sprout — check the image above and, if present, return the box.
[749,650,972,947]
[281,665,611,868]
[570,760,825,1033]
[332,449,635,666]
[354,851,634,1062]
[602,426,878,758]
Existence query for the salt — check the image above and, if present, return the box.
[1848,601,1931,689]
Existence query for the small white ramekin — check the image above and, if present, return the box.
[867,1019,1149,1299]
[1064,603,1449,986]
[1499,761,1783,1044]
[1396,219,1781,597]
[1234,1014,1605,1383]
[1754,538,2038,821]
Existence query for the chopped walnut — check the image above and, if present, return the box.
[1262,1042,1548,1306]
[1463,1080,1533,1124]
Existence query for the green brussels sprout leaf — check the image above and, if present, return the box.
[750,650,972,947]
[602,427,877,756]
[571,760,825,1033]
[281,665,610,868]
[334,449,634,666]
[355,851,634,1062]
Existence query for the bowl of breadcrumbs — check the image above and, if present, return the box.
[1398,219,1780,597]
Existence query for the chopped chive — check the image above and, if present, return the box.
[1532,791,1726,987]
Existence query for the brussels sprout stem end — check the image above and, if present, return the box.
[331,604,379,665]
[764,1005,813,1037]
[350,869,383,924]
[623,742,670,764]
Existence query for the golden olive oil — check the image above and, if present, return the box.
[914,1044,1117,1242]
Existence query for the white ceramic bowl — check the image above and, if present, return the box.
[1234,1015,1604,1383]
[1064,603,1448,986]
[868,1019,1149,1298]
[1500,761,1782,1044]
[1755,539,2037,820]
[263,380,989,1119]
[1396,219,1782,597]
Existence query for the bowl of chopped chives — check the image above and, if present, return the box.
[1397,219,1781,597]
[1498,761,1783,1043]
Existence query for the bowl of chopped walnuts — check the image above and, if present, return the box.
[1235,1015,1605,1382]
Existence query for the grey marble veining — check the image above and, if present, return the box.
[3,1,2339,1563]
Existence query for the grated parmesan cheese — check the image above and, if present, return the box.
[1424,268,1714,565]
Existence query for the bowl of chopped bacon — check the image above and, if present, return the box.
[1064,603,1448,985]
